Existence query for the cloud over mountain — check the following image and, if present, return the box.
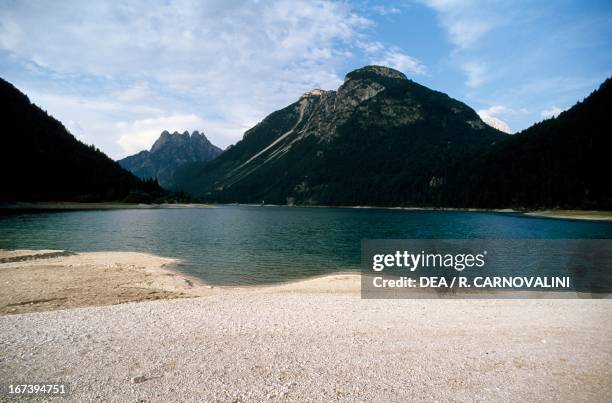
[0,0,422,159]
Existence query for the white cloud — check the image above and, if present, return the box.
[21,87,166,156]
[372,49,426,75]
[417,0,606,133]
[357,40,385,55]
[479,105,509,116]
[479,114,512,133]
[419,1,511,90]
[540,106,566,119]
[419,0,500,50]
[1,0,400,158]
[66,120,87,142]
[371,5,401,16]
[463,61,488,88]
[112,83,153,103]
[477,105,513,133]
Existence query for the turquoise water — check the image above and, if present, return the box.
[1,206,612,285]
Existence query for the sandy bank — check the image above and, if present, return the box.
[374,207,612,222]
[525,210,612,221]
[0,250,219,315]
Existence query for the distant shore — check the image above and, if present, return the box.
[0,249,610,400]
[1,201,611,222]
[0,202,215,210]
[238,203,612,222]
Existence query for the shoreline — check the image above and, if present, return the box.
[0,202,215,210]
[283,205,612,222]
[0,249,367,315]
[1,249,607,315]
[524,210,612,221]
[2,201,610,222]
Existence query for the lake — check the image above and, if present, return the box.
[1,206,612,285]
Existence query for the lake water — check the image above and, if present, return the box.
[1,206,611,285]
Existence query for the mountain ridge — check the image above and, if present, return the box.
[173,66,610,209]
[173,65,506,204]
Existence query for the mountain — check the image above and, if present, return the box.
[118,130,222,188]
[173,65,506,205]
[440,77,612,210]
[0,77,166,203]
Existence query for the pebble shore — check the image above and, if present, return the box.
[1,293,610,401]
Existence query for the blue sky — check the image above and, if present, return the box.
[0,0,610,159]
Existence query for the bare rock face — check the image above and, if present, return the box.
[118,131,222,188]
[270,66,409,147]
[173,65,506,204]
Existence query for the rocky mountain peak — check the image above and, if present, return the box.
[151,130,208,153]
[344,65,407,82]
[172,65,509,201]
[333,66,411,114]
[120,130,223,188]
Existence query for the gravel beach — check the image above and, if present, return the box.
[0,251,611,401]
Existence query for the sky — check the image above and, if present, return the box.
[0,0,610,159]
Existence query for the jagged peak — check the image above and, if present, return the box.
[191,130,209,140]
[344,65,407,82]
[151,129,206,153]
[159,130,208,138]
